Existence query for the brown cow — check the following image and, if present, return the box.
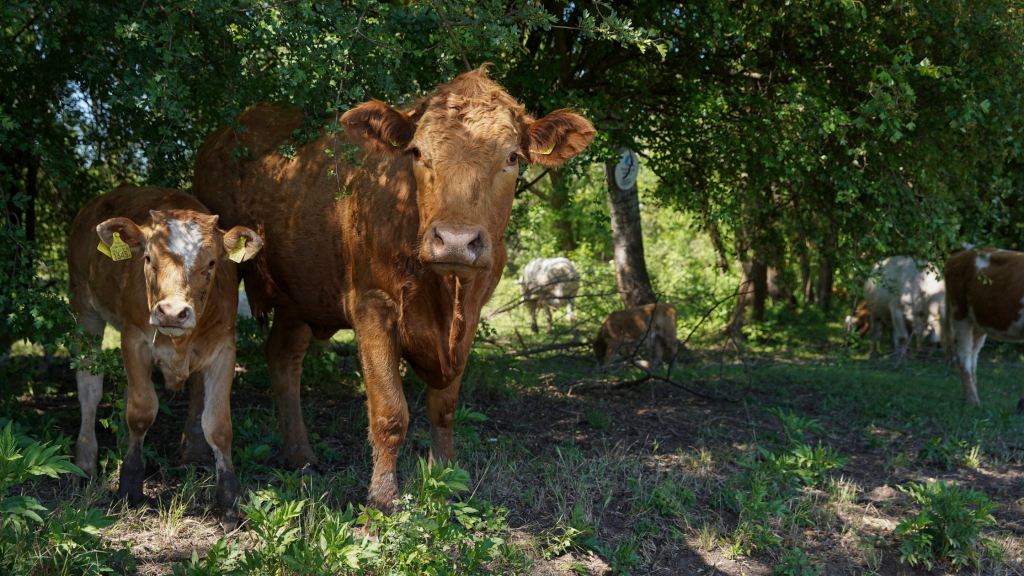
[192,66,595,508]
[68,185,262,530]
[943,247,1024,413]
[593,303,679,368]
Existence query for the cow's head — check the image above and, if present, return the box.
[96,211,262,337]
[341,65,595,280]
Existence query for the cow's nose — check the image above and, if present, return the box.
[152,301,195,329]
[424,223,491,271]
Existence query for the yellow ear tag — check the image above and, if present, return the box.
[389,139,400,147]
[531,141,556,155]
[228,236,247,263]
[110,233,132,261]
[96,240,112,258]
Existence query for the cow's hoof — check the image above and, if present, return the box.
[281,448,319,473]
[1017,397,1024,415]
[217,472,242,532]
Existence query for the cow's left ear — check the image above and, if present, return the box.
[222,226,263,263]
[96,218,146,249]
[521,110,596,166]
[340,100,418,156]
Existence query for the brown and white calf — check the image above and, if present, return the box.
[943,247,1024,413]
[593,303,679,368]
[68,185,262,530]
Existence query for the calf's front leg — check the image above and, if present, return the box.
[119,328,157,507]
[198,345,241,531]
[355,292,407,511]
[180,372,214,464]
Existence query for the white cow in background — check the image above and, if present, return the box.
[518,257,580,333]
[863,256,945,356]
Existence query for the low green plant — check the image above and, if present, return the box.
[172,460,525,575]
[917,437,981,470]
[0,421,134,575]
[453,405,489,444]
[774,547,818,576]
[542,502,602,559]
[630,477,694,519]
[894,480,1000,570]
[586,409,610,430]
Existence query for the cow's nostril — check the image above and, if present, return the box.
[155,304,166,317]
[177,309,189,321]
[467,234,483,255]
[432,228,445,248]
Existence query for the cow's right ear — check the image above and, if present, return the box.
[340,100,418,155]
[222,226,263,263]
[96,218,145,249]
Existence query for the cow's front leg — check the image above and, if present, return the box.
[119,328,156,507]
[180,372,214,464]
[266,306,317,470]
[72,307,106,479]
[426,377,462,467]
[199,345,241,531]
[354,291,407,511]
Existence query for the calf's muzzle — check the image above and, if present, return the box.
[422,222,492,278]
[151,300,196,335]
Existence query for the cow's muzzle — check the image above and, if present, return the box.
[151,300,196,336]
[421,223,492,279]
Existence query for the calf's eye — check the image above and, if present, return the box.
[507,152,519,164]
[208,260,216,268]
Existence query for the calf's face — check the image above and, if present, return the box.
[341,67,595,281]
[96,210,262,337]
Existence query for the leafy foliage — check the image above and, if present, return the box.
[894,480,1000,570]
[0,421,133,575]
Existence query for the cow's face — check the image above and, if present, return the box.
[341,66,595,281]
[96,211,262,337]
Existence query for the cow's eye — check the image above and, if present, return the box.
[506,152,519,165]
[208,260,216,268]
[410,147,422,161]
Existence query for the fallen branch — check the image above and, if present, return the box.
[513,340,590,358]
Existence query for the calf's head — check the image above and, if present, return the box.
[342,65,595,280]
[96,211,262,337]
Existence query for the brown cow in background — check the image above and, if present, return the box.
[944,247,1024,413]
[594,303,679,368]
[68,185,262,530]
[193,65,595,508]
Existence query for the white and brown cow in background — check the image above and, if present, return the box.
[862,256,945,356]
[68,185,262,530]
[518,257,580,333]
[943,247,1024,413]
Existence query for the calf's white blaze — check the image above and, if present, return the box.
[168,219,204,270]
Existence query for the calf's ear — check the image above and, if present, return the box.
[340,100,418,155]
[222,226,263,263]
[521,110,596,167]
[96,218,145,249]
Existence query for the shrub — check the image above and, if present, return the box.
[774,547,818,576]
[0,420,134,575]
[894,480,1000,570]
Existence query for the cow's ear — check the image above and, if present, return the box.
[96,218,145,249]
[521,110,596,167]
[222,226,263,263]
[340,100,418,155]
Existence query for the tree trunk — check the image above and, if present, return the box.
[730,259,767,334]
[706,219,730,275]
[548,170,576,253]
[606,159,655,308]
[25,155,37,243]
[816,256,833,312]
[800,248,815,305]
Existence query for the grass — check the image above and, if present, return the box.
[2,280,1024,575]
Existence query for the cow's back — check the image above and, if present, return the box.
[865,256,918,315]
[193,104,419,331]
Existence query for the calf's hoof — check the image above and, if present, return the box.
[217,473,242,532]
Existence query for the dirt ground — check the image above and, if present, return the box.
[15,344,1024,575]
